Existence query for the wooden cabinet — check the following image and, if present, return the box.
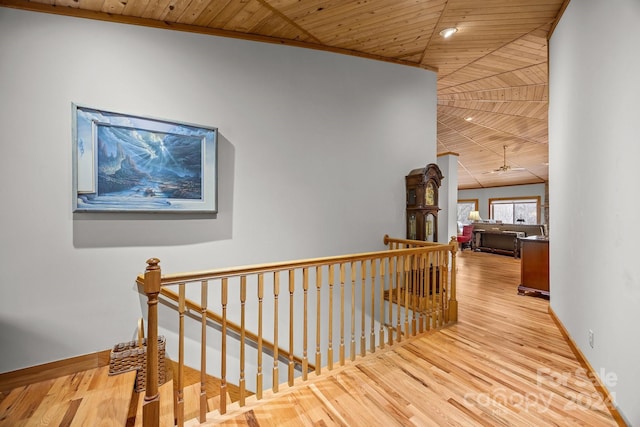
[518,236,549,298]
[405,163,443,242]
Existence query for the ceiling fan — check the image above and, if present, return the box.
[487,145,526,173]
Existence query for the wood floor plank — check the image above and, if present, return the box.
[0,379,55,425]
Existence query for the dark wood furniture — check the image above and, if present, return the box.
[518,235,549,298]
[405,163,443,242]
[474,229,524,258]
[472,223,546,257]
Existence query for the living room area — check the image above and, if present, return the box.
[456,182,550,299]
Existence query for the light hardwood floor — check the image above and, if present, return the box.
[0,251,623,426]
[0,367,136,426]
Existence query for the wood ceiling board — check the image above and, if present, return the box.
[101,0,127,14]
[206,0,262,29]
[438,107,547,142]
[438,85,548,102]
[283,0,420,32]
[442,62,548,90]
[220,1,274,32]
[312,5,441,43]
[139,0,177,20]
[187,0,234,26]
[437,100,547,121]
[53,0,80,7]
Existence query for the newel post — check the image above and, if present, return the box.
[143,258,161,427]
[448,237,459,323]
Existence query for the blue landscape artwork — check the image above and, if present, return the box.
[73,105,217,212]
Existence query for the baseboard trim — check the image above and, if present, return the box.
[548,306,628,427]
[0,349,111,392]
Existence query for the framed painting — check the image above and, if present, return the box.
[72,104,217,213]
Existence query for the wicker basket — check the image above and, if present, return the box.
[109,335,166,392]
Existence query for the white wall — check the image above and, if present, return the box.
[0,9,437,373]
[549,1,640,424]
[458,183,546,223]
[437,153,459,242]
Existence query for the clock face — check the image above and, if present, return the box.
[425,182,435,205]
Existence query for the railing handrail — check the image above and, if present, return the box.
[383,234,454,247]
[136,240,456,287]
[157,286,314,371]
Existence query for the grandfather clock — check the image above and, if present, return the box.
[406,163,444,242]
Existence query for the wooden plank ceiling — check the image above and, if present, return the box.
[0,0,567,189]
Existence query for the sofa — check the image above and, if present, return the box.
[472,223,547,257]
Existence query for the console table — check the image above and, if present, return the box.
[473,229,524,258]
[518,236,549,298]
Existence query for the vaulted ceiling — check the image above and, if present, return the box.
[0,0,568,189]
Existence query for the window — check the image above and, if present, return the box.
[489,197,540,224]
[457,199,479,225]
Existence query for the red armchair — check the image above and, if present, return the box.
[457,225,474,250]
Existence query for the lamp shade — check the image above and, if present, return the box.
[468,211,481,221]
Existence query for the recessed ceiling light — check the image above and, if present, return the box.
[439,27,458,38]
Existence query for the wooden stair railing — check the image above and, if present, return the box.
[137,235,459,427]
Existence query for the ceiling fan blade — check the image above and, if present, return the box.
[484,146,526,173]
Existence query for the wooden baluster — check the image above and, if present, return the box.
[403,255,410,338]
[273,272,280,393]
[360,261,366,357]
[220,278,228,415]
[422,252,428,332]
[288,269,295,386]
[411,254,417,336]
[379,257,386,349]
[350,261,356,362]
[439,250,446,327]
[370,259,376,353]
[177,284,185,427]
[417,254,424,334]
[257,273,264,400]
[395,255,402,343]
[315,266,322,375]
[442,247,451,324]
[449,237,458,322]
[302,267,309,381]
[339,263,345,366]
[199,281,207,423]
[431,252,438,329]
[328,264,334,371]
[390,256,396,345]
[425,253,431,331]
[425,252,430,332]
[240,276,247,406]
[142,258,160,427]
[423,253,429,331]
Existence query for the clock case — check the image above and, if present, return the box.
[405,163,444,242]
